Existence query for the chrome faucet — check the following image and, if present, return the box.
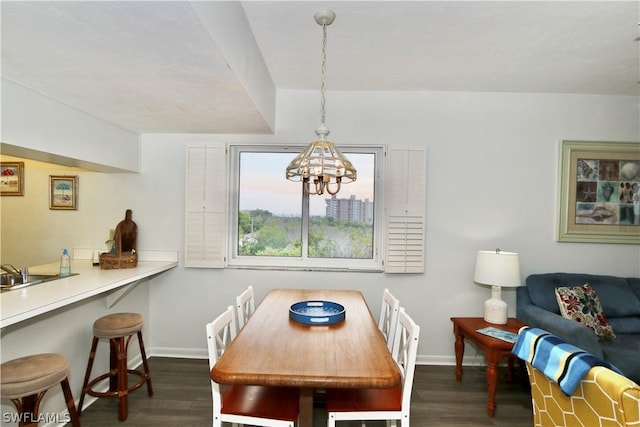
[1,264,28,283]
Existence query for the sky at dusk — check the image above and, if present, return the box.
[239,152,374,216]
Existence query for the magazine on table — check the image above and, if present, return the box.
[476,326,518,343]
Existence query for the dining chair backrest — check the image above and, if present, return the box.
[206,305,237,423]
[325,306,420,426]
[206,305,237,372]
[378,288,400,351]
[236,286,255,330]
[391,307,421,418]
[206,305,299,427]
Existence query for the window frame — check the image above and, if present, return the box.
[227,144,385,271]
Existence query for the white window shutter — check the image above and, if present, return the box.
[185,144,227,268]
[385,147,426,273]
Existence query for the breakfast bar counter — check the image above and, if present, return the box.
[0,251,178,329]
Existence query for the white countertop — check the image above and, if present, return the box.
[0,251,178,328]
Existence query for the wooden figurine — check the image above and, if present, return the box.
[114,209,137,254]
[100,209,138,269]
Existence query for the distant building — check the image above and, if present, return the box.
[325,195,373,224]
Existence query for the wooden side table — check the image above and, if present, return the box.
[451,317,526,417]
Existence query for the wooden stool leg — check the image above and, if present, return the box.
[116,336,129,421]
[78,336,99,414]
[137,330,154,396]
[60,377,81,427]
[11,391,46,427]
[110,337,120,392]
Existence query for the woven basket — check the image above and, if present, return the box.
[99,252,138,270]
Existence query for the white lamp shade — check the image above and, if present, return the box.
[474,249,521,324]
[473,250,521,288]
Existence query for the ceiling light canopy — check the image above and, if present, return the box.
[286,9,356,196]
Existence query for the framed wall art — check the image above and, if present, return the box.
[557,140,640,244]
[50,175,78,210]
[1,162,24,196]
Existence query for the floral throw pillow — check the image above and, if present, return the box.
[555,283,616,340]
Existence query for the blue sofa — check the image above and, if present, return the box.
[516,273,640,384]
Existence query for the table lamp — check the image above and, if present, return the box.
[473,249,521,324]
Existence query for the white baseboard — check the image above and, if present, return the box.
[416,354,487,366]
[150,347,208,360]
[149,347,487,367]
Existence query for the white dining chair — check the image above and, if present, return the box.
[206,305,299,427]
[378,288,400,351]
[326,307,420,427]
[236,285,255,330]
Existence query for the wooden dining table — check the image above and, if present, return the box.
[210,288,402,427]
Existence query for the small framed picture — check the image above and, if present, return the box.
[50,175,78,210]
[1,162,25,196]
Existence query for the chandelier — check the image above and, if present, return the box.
[286,9,357,196]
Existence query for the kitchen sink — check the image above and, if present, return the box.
[0,273,78,292]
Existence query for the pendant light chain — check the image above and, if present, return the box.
[285,9,356,195]
[319,22,328,129]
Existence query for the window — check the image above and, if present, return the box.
[184,144,426,273]
[228,145,384,271]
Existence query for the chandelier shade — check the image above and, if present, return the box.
[286,140,357,195]
[285,9,356,196]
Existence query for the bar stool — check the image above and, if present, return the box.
[1,353,80,427]
[78,312,153,421]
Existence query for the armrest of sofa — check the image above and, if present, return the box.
[516,298,603,358]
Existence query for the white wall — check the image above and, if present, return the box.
[141,90,640,364]
[1,89,639,369]
[1,80,140,172]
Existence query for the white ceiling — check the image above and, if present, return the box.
[2,1,638,135]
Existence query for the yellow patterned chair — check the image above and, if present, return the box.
[525,363,640,427]
[514,327,640,427]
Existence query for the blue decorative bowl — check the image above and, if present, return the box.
[289,300,346,325]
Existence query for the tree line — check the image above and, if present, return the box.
[238,210,373,258]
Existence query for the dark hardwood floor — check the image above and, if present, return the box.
[75,357,533,426]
